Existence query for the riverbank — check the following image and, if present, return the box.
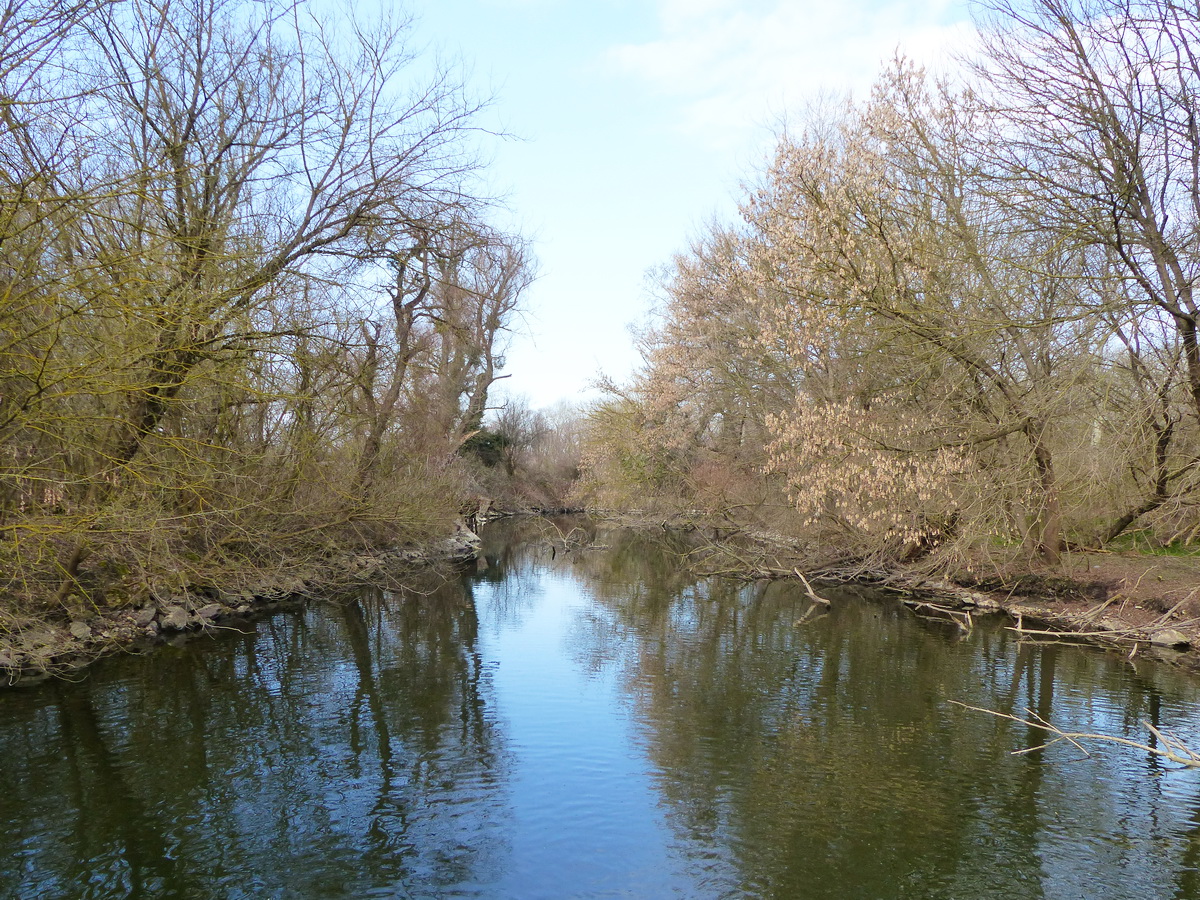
[7,508,1199,685]
[598,511,1200,672]
[888,549,1200,665]
[0,525,482,686]
[790,540,1200,670]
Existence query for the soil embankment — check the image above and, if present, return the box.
[801,549,1200,670]
[661,517,1200,670]
[0,527,482,686]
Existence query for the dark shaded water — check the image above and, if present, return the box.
[4,520,1200,898]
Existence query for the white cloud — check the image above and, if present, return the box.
[606,0,976,149]
[656,0,745,31]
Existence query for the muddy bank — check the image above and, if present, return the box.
[801,551,1200,671]
[609,512,1200,672]
[0,527,482,687]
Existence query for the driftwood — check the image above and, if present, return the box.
[1008,607,1195,651]
[793,569,831,607]
[951,701,1200,768]
[903,599,974,634]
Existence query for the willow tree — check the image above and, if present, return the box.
[0,0,113,516]
[65,0,486,473]
[346,220,533,491]
[0,0,518,609]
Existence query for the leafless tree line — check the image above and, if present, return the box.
[0,0,532,611]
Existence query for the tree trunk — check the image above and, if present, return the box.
[1026,420,1063,566]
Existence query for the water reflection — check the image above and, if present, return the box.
[0,574,508,898]
[1,520,1200,898]
[560,527,1200,899]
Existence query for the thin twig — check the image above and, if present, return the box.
[950,700,1200,767]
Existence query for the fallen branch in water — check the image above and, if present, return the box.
[794,569,831,607]
[950,700,1200,767]
[1008,609,1195,651]
[906,600,973,634]
[1009,622,1141,641]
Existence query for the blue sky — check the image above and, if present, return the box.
[408,0,975,410]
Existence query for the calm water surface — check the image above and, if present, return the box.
[4,520,1200,898]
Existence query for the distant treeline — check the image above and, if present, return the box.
[580,0,1200,567]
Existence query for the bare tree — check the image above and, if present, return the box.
[582,3,1200,562]
[348,221,532,487]
[62,0,485,474]
[0,0,523,608]
[976,0,1200,422]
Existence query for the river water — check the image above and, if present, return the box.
[4,519,1200,898]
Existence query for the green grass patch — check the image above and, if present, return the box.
[1106,529,1200,557]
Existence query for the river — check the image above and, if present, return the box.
[3,518,1200,898]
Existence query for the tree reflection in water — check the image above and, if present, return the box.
[561,527,1200,899]
[0,573,508,898]
[2,521,1200,899]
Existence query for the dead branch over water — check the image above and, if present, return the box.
[951,701,1200,768]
